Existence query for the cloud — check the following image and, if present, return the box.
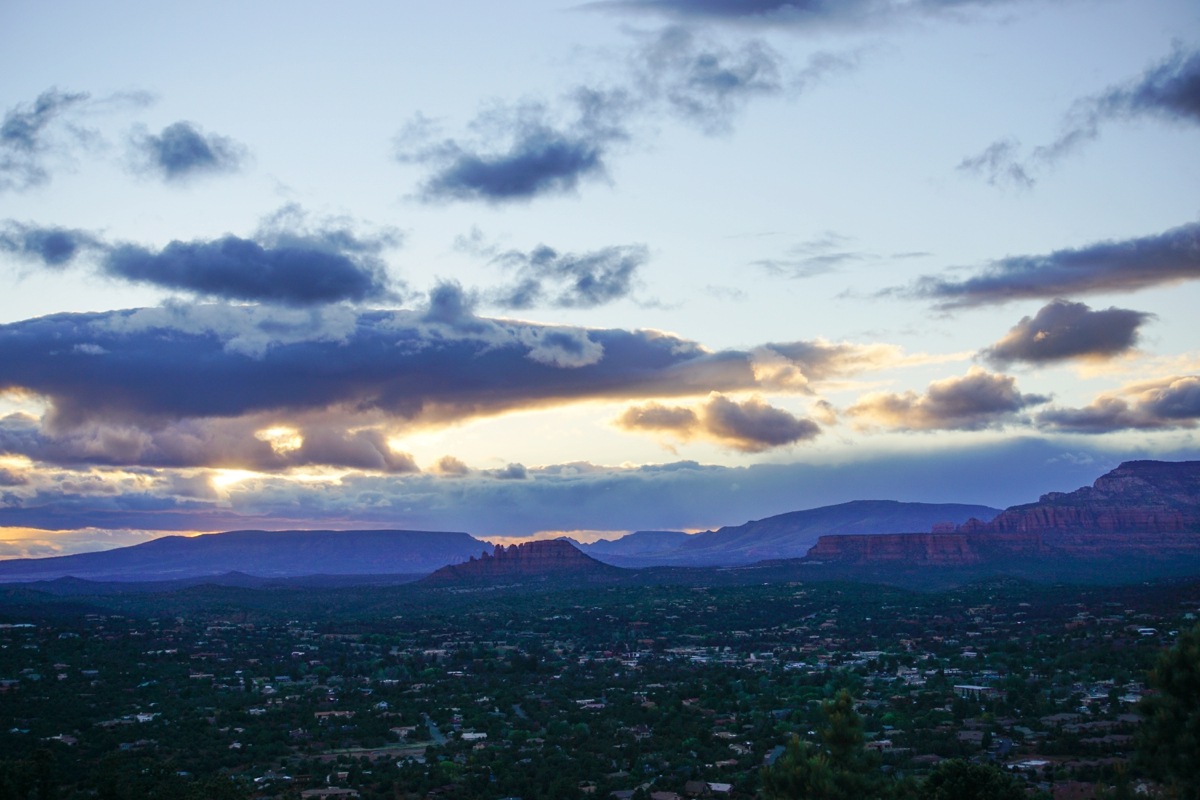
[5,438,1198,537]
[0,306,759,461]
[491,463,529,480]
[0,306,904,469]
[846,366,1048,431]
[0,206,402,307]
[103,236,394,306]
[0,221,103,268]
[0,413,419,473]
[1037,375,1200,434]
[908,221,1200,308]
[490,243,647,309]
[129,121,247,181]
[751,339,910,390]
[961,46,1200,186]
[432,455,470,476]
[955,138,1033,189]
[617,393,821,451]
[981,299,1153,366]
[589,0,1041,28]
[753,232,864,279]
[0,89,91,192]
[0,88,154,192]
[398,91,630,203]
[631,26,784,134]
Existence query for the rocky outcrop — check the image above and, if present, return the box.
[421,539,623,585]
[806,461,1200,568]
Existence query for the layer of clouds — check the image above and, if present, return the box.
[0,305,899,470]
[961,46,1200,187]
[981,299,1153,366]
[490,243,647,309]
[0,207,402,307]
[3,438,1187,539]
[908,221,1200,308]
[616,393,821,451]
[846,367,1048,431]
[0,413,419,473]
[129,121,247,182]
[1037,375,1200,433]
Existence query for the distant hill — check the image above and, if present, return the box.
[579,500,1001,567]
[577,530,691,556]
[421,539,624,586]
[0,529,489,583]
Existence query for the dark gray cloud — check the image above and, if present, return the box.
[490,243,647,309]
[103,235,393,306]
[981,299,1153,366]
[961,46,1200,186]
[909,221,1200,308]
[0,306,887,470]
[632,26,783,134]
[398,91,630,203]
[846,367,1048,431]
[0,89,91,191]
[1037,375,1200,434]
[590,0,1036,28]
[0,305,755,434]
[0,207,402,307]
[0,221,103,267]
[130,121,247,181]
[617,394,821,451]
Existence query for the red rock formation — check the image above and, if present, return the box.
[806,461,1200,567]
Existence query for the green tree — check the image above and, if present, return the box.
[920,760,1025,800]
[761,689,886,800]
[1138,623,1200,800]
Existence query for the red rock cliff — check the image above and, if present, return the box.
[807,461,1200,566]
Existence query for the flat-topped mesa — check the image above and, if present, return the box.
[957,460,1200,535]
[421,539,622,585]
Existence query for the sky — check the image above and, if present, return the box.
[1,0,1199,558]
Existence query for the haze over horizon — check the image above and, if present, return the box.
[1,0,1198,559]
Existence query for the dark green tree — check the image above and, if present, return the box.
[761,689,886,800]
[1138,623,1200,800]
[920,760,1026,800]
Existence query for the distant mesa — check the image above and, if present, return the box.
[421,539,624,586]
[0,529,488,583]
